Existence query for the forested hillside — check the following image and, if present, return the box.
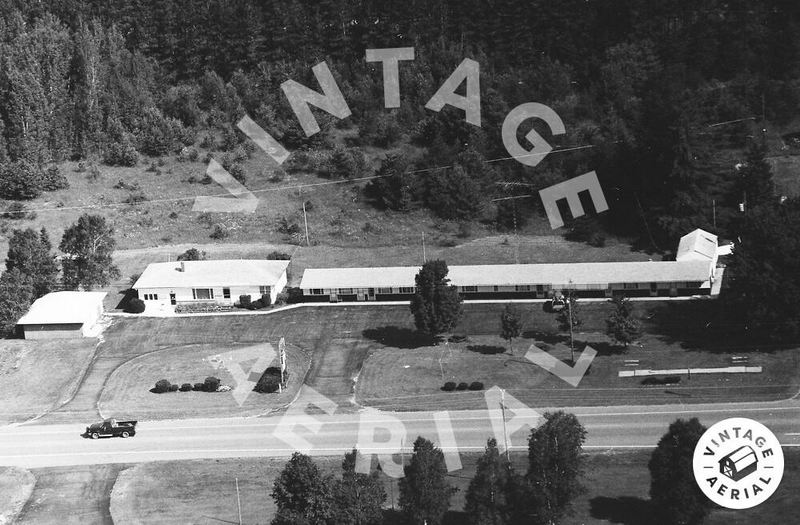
[0,0,798,250]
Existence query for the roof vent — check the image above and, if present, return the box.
[178,262,185,272]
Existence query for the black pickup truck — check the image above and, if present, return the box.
[85,418,137,439]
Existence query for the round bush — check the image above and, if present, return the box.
[126,298,146,314]
[468,381,484,391]
[168,383,179,392]
[154,379,171,393]
[193,382,205,391]
[442,382,456,392]
[254,375,281,393]
[456,382,469,391]
[179,383,192,392]
[204,376,221,392]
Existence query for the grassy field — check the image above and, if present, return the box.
[0,467,35,525]
[106,449,800,524]
[356,302,800,410]
[0,338,98,424]
[98,342,309,420]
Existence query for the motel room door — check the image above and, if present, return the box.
[368,288,376,300]
[170,293,176,305]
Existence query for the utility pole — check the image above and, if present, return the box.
[235,477,242,525]
[422,232,427,263]
[567,293,575,364]
[302,201,310,246]
[712,199,716,230]
[500,389,510,461]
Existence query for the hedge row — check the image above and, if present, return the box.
[441,381,484,392]
[153,376,221,393]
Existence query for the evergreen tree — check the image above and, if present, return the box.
[500,305,522,354]
[399,436,457,525]
[465,438,517,525]
[272,452,336,525]
[525,411,586,525]
[409,260,464,338]
[5,228,59,298]
[334,449,386,525]
[736,139,775,210]
[605,295,642,348]
[364,154,415,211]
[0,269,34,335]
[59,214,121,290]
[649,418,710,525]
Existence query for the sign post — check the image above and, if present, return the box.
[279,337,287,386]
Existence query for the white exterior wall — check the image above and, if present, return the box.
[137,269,288,307]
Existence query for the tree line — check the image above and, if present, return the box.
[269,415,712,525]
[0,214,120,335]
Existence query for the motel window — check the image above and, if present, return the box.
[493,286,499,292]
[515,285,531,292]
[259,285,270,296]
[623,283,638,290]
[192,288,214,300]
[536,285,544,292]
[377,287,392,294]
[462,286,478,293]
[310,289,324,295]
[223,288,231,299]
[399,287,415,294]
[143,293,158,301]
[338,288,354,295]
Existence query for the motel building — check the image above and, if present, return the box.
[299,229,723,303]
[133,259,289,309]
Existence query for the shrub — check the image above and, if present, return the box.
[0,160,45,200]
[168,383,179,392]
[103,141,139,167]
[126,298,146,314]
[200,134,215,149]
[210,224,229,239]
[154,379,172,393]
[456,382,469,391]
[179,383,192,392]
[42,165,69,191]
[285,287,305,304]
[178,146,199,162]
[267,251,291,260]
[239,294,252,308]
[255,374,281,393]
[177,248,205,261]
[124,190,148,205]
[468,381,484,391]
[168,211,179,219]
[204,376,221,392]
[254,366,284,393]
[229,163,246,184]
[442,382,457,392]
[86,164,101,182]
[193,382,205,391]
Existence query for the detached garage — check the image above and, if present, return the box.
[17,291,107,339]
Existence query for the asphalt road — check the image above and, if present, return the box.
[1,397,798,469]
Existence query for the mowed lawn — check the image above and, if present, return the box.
[107,449,800,524]
[355,302,800,410]
[0,467,35,524]
[98,342,308,420]
[0,338,98,424]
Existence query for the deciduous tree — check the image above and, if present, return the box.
[399,436,457,525]
[272,452,336,525]
[59,214,121,290]
[334,449,386,525]
[648,418,710,525]
[605,295,642,348]
[500,305,522,354]
[525,411,586,525]
[465,438,518,525]
[0,269,34,335]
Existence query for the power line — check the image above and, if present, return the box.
[14,142,611,215]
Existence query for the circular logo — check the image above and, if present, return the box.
[693,417,784,509]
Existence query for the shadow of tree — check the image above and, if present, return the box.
[522,330,567,346]
[115,288,137,310]
[363,326,433,349]
[467,344,506,355]
[589,496,655,525]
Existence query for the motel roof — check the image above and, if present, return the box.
[17,291,107,326]
[133,260,290,289]
[677,229,718,262]
[299,260,712,290]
